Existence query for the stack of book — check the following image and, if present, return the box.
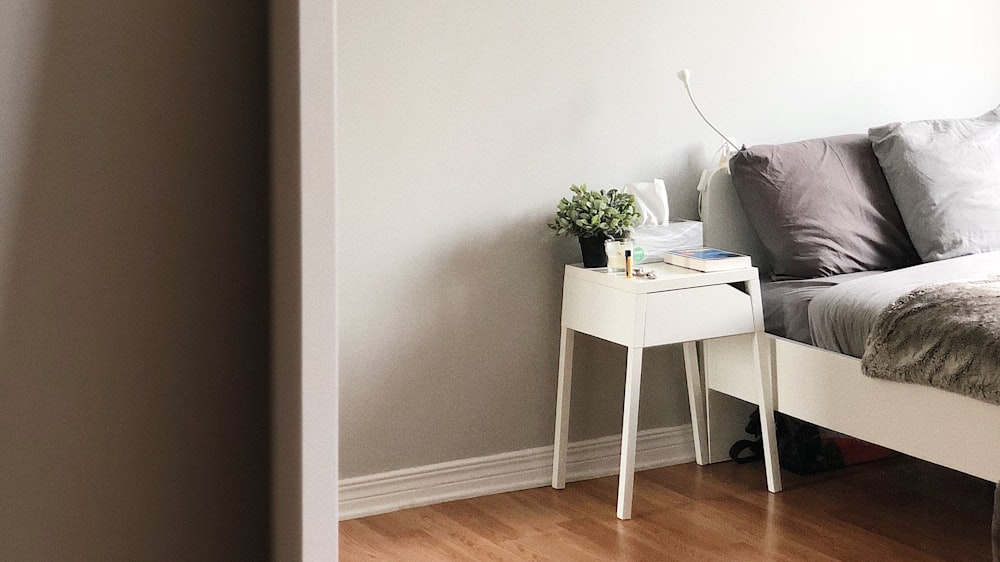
[662,247,752,272]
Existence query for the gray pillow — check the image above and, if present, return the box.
[869,106,1000,262]
[730,134,919,280]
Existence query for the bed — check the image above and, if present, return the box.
[694,110,1000,494]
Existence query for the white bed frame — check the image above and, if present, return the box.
[699,167,1000,485]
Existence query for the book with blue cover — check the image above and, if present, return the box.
[663,247,752,272]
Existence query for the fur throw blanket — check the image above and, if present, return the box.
[862,280,1000,406]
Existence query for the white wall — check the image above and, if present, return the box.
[337,0,1000,479]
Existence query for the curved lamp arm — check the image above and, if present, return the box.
[677,69,741,153]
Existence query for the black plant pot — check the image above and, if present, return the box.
[578,235,608,268]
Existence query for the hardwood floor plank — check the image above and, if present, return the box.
[340,456,994,561]
[497,528,617,562]
[634,495,835,561]
[428,500,520,544]
[465,491,574,539]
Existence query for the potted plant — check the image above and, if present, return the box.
[547,184,641,267]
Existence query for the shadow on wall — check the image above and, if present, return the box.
[338,209,692,477]
[339,217,567,475]
[0,3,270,560]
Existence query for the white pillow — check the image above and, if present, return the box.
[623,178,669,226]
[869,106,1000,262]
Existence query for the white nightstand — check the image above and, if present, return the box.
[551,262,781,520]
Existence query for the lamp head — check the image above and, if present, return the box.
[677,69,691,88]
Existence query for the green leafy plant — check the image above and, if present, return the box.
[547,184,641,239]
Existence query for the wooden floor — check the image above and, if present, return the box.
[339,456,995,561]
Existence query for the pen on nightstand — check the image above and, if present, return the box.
[625,250,633,278]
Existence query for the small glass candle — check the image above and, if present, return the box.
[605,239,632,272]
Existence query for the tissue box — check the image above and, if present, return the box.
[631,220,703,264]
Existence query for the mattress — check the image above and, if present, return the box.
[808,251,1000,357]
[761,272,881,345]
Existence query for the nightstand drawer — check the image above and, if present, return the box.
[643,284,754,346]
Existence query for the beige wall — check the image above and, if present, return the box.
[298,0,341,557]
[271,0,341,559]
[0,2,271,560]
[337,0,1000,479]
[270,0,338,561]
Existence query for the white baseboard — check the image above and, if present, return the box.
[339,424,695,520]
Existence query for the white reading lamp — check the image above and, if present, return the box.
[677,68,740,218]
[677,68,740,154]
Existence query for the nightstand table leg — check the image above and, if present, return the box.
[617,345,644,520]
[552,326,575,489]
[754,333,782,493]
[682,341,709,465]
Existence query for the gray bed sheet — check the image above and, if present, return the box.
[808,251,1000,357]
[761,272,881,344]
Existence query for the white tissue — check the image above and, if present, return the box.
[623,178,669,226]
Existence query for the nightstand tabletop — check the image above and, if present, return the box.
[564,262,759,293]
